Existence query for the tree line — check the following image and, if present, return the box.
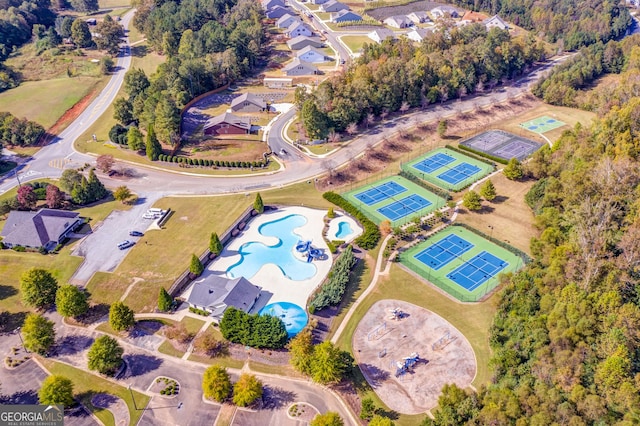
[0,111,45,148]
[298,26,544,139]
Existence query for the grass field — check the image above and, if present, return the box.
[99,0,131,8]
[340,35,372,54]
[39,358,150,426]
[399,225,523,302]
[343,175,448,226]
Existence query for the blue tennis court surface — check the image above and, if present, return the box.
[414,235,474,270]
[446,251,508,291]
[437,163,482,185]
[412,153,456,174]
[354,181,407,206]
[377,194,432,221]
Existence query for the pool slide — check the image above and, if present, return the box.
[296,240,311,253]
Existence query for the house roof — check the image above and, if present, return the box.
[483,15,509,28]
[368,28,395,41]
[297,45,325,58]
[262,0,286,10]
[407,27,433,40]
[230,93,266,110]
[282,58,319,72]
[408,11,430,21]
[277,13,300,26]
[432,5,458,16]
[287,21,312,33]
[461,10,488,22]
[331,9,362,20]
[287,35,323,49]
[266,6,290,17]
[1,208,81,248]
[203,112,251,131]
[322,0,348,10]
[187,275,261,317]
[384,15,412,26]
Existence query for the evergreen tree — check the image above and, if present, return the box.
[154,97,180,145]
[146,125,162,161]
[437,120,448,138]
[209,232,223,256]
[190,254,204,276]
[462,191,482,211]
[254,193,264,214]
[202,365,231,402]
[87,168,108,201]
[479,179,497,201]
[232,373,263,407]
[109,301,135,331]
[158,288,173,312]
[70,19,92,48]
[301,99,329,140]
[127,127,144,151]
[503,158,524,180]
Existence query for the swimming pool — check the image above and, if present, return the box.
[227,214,317,281]
[335,221,353,239]
[260,301,308,336]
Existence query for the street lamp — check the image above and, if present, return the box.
[128,384,138,410]
[15,327,28,353]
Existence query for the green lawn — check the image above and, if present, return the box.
[0,77,102,129]
[39,358,150,426]
[158,340,185,358]
[182,316,206,334]
[340,35,373,54]
[99,0,131,9]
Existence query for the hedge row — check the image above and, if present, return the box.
[398,170,452,200]
[157,154,267,169]
[452,223,532,264]
[451,144,508,165]
[309,245,356,311]
[322,192,381,250]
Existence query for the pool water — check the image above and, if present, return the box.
[227,214,317,281]
[335,221,353,239]
[260,301,308,336]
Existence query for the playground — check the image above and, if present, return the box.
[519,115,566,134]
[459,130,543,161]
[400,226,524,302]
[352,299,476,414]
[401,148,493,191]
[343,176,447,226]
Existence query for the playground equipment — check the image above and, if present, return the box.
[392,352,420,377]
[388,308,404,321]
[367,321,387,341]
[296,240,324,263]
[432,330,455,351]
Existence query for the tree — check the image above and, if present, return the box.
[145,125,162,161]
[310,412,344,426]
[45,184,63,209]
[70,0,99,12]
[301,99,329,139]
[113,98,133,125]
[437,120,448,138]
[87,169,108,201]
[209,233,223,256]
[39,376,74,407]
[100,56,114,75]
[158,288,173,312]
[190,254,204,276]
[154,97,180,145]
[127,126,144,151]
[87,335,124,376]
[479,180,497,201]
[17,185,37,209]
[193,332,222,356]
[109,301,135,331]
[369,415,395,426]
[380,220,392,236]
[70,20,93,48]
[345,122,358,136]
[96,155,115,173]
[327,208,335,219]
[22,314,55,355]
[202,365,231,402]
[20,268,58,309]
[59,169,83,193]
[309,341,350,384]
[254,193,264,214]
[361,397,377,420]
[124,69,150,100]
[232,373,263,407]
[503,158,524,180]
[95,15,124,55]
[288,329,314,375]
[56,285,88,318]
[113,186,132,203]
[462,191,482,211]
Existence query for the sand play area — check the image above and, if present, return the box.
[352,300,476,414]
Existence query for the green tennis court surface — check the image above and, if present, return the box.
[343,175,447,226]
[519,115,566,134]
[402,148,494,191]
[400,226,524,302]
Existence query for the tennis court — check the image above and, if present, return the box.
[400,226,524,302]
[413,234,474,270]
[343,175,447,226]
[377,194,432,221]
[460,130,543,161]
[519,115,566,134]
[446,251,508,291]
[354,181,407,206]
[401,148,493,191]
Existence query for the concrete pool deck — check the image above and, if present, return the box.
[326,212,363,243]
[204,206,332,310]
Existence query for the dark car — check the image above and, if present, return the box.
[129,231,144,237]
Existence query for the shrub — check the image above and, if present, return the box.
[309,245,356,311]
[322,192,380,249]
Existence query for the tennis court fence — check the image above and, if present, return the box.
[452,223,532,264]
[398,258,481,302]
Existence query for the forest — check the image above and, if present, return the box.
[447,0,631,50]
[298,26,545,139]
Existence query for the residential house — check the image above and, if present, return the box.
[262,0,286,10]
[460,10,488,24]
[277,13,301,29]
[384,15,412,28]
[0,209,83,250]
[311,0,329,4]
[287,21,314,37]
[282,58,319,76]
[406,27,433,42]
[483,15,510,30]
[264,77,294,88]
[407,11,431,24]
[367,28,396,44]
[431,6,459,18]
[320,0,349,13]
[330,9,363,23]
[266,6,291,19]
[287,35,324,50]
[203,113,252,135]
[187,275,261,321]
[296,45,329,62]
[230,93,267,112]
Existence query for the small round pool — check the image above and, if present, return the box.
[260,302,308,337]
[335,221,353,240]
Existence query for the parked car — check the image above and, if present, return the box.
[118,240,135,250]
[142,214,155,219]
[129,231,144,237]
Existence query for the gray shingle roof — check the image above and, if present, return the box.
[187,275,261,318]
[203,112,251,131]
[0,208,81,248]
[230,93,266,110]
